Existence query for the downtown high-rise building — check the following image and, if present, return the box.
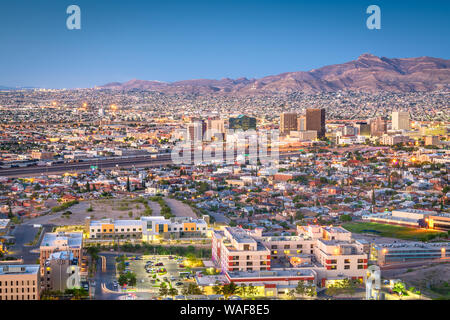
[369,117,387,137]
[205,118,226,140]
[305,108,326,137]
[392,111,410,131]
[355,122,371,136]
[297,115,306,131]
[188,120,206,142]
[280,113,298,135]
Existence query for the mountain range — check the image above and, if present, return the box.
[99,54,450,94]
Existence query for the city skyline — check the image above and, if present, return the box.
[0,0,448,305]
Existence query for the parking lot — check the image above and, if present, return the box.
[125,255,200,296]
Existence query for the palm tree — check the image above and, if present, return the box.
[296,280,306,296]
[159,283,169,298]
[221,282,239,299]
[238,284,247,297]
[287,289,296,299]
[247,284,257,297]
[168,287,178,298]
[212,281,222,295]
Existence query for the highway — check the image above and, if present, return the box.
[0,150,305,178]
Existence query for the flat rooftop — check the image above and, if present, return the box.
[0,264,40,275]
[374,242,450,250]
[0,219,10,228]
[41,232,83,248]
[262,235,306,242]
[90,219,141,227]
[322,226,350,233]
[227,268,316,279]
[48,250,74,261]
[195,275,229,286]
[225,227,256,244]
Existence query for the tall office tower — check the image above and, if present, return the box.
[205,119,226,140]
[305,108,326,137]
[392,111,410,130]
[280,113,298,135]
[188,120,206,142]
[369,117,387,137]
[343,125,356,136]
[297,115,306,131]
[355,122,371,136]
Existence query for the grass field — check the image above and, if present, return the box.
[341,222,448,241]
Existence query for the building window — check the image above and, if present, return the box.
[358,265,364,269]
[344,265,350,269]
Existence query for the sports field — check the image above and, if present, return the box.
[341,222,448,241]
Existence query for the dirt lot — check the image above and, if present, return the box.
[163,197,197,218]
[28,198,161,226]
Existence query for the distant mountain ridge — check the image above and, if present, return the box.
[98,54,450,94]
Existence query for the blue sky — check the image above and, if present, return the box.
[0,0,448,88]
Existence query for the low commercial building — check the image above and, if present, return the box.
[86,216,209,241]
[380,134,410,145]
[372,242,450,265]
[141,216,209,240]
[425,136,440,146]
[87,218,142,240]
[427,213,450,231]
[225,269,317,297]
[362,209,436,227]
[0,265,40,300]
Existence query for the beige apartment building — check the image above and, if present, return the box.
[0,265,40,300]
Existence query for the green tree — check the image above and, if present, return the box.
[339,214,352,222]
[247,284,257,297]
[392,282,408,296]
[168,287,178,298]
[159,284,169,297]
[221,282,239,298]
[126,177,131,192]
[118,274,128,287]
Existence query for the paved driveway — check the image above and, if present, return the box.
[6,224,45,263]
